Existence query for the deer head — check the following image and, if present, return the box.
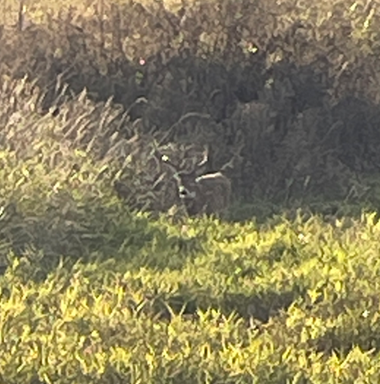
[160,147,232,217]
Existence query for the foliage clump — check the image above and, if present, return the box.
[2,0,380,203]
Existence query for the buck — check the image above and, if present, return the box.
[160,149,232,217]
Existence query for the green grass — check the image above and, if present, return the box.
[3,201,380,383]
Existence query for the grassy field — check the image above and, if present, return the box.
[1,0,380,382]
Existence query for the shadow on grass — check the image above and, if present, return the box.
[0,198,191,281]
[128,282,306,325]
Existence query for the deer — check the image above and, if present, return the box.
[159,146,234,217]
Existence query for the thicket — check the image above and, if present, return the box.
[1,0,380,382]
[2,0,380,207]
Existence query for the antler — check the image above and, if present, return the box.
[197,146,209,167]
[220,142,244,172]
[185,144,209,172]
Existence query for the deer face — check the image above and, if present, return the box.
[173,170,203,215]
[175,170,198,199]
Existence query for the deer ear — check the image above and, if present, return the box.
[187,169,200,179]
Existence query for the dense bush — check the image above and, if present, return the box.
[2,0,380,203]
